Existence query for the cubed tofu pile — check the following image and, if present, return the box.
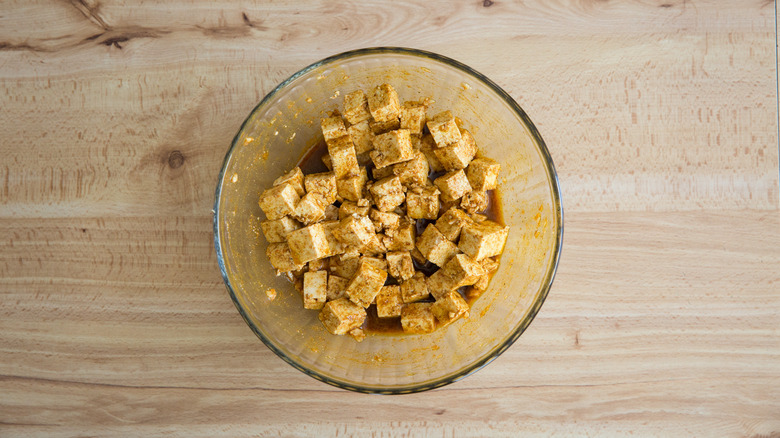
[257,84,509,341]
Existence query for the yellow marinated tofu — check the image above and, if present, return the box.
[273,166,305,197]
[426,110,462,147]
[370,129,414,169]
[369,176,405,212]
[431,290,470,324]
[303,270,328,310]
[458,221,509,261]
[460,191,488,214]
[376,285,404,318]
[466,157,501,191]
[392,150,429,188]
[433,129,477,171]
[406,185,440,220]
[401,302,436,334]
[347,119,374,155]
[367,83,401,123]
[345,259,388,308]
[400,271,430,303]
[343,89,371,124]
[286,223,330,265]
[416,223,460,267]
[319,298,367,335]
[321,116,348,141]
[304,172,337,204]
[399,101,427,135]
[258,182,300,220]
[260,216,300,243]
[327,135,359,178]
[434,169,472,203]
[266,242,305,273]
[386,250,414,281]
[336,166,368,202]
[434,207,473,241]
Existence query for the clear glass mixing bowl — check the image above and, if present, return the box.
[213,47,562,394]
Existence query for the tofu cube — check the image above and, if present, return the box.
[273,167,305,197]
[426,269,458,299]
[466,157,501,191]
[369,176,405,212]
[286,223,330,265]
[416,224,460,267]
[349,328,367,342]
[480,257,500,274]
[303,270,328,310]
[347,120,374,155]
[304,172,337,204]
[386,251,414,281]
[323,204,339,221]
[336,166,368,202]
[406,185,440,220]
[318,298,367,335]
[343,90,371,124]
[400,271,430,303]
[384,219,416,251]
[376,285,404,318]
[433,129,477,171]
[401,302,436,334]
[260,216,300,243]
[471,274,490,293]
[321,116,348,141]
[426,110,462,147]
[435,207,473,241]
[329,253,360,278]
[370,117,401,135]
[370,129,414,169]
[371,165,395,180]
[410,247,427,265]
[333,215,376,248]
[308,257,329,272]
[327,275,349,301]
[321,220,347,257]
[367,83,400,122]
[470,213,488,223]
[431,290,470,324]
[442,253,486,287]
[393,151,429,188]
[369,209,401,233]
[419,134,445,173]
[259,182,300,220]
[266,242,305,273]
[327,135,359,178]
[339,201,370,219]
[434,169,472,202]
[361,256,388,272]
[458,221,510,261]
[360,234,387,256]
[291,192,326,225]
[399,101,427,135]
[345,259,388,308]
[322,153,333,170]
[460,191,488,214]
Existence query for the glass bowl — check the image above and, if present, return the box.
[213,47,562,394]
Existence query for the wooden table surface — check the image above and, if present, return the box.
[2,1,779,436]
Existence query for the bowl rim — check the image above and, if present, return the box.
[213,46,563,395]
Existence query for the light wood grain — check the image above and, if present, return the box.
[1,0,778,437]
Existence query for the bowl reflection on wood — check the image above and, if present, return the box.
[213,47,562,394]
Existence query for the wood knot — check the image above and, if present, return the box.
[483,0,494,7]
[167,150,185,169]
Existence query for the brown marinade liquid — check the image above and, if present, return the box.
[296,141,504,335]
